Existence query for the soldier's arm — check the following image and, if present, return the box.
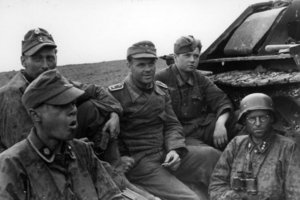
[0,88,32,153]
[99,153,159,200]
[0,156,28,200]
[86,143,125,200]
[209,138,242,200]
[201,75,233,117]
[70,80,123,115]
[285,143,300,199]
[162,89,187,154]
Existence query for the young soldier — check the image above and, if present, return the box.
[155,35,235,150]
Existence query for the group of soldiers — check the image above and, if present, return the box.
[0,28,299,200]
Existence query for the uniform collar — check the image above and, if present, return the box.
[125,75,143,103]
[172,65,194,87]
[27,128,76,163]
[247,130,275,154]
[125,75,165,103]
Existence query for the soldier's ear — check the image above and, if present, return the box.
[174,54,179,64]
[21,55,27,69]
[28,108,42,122]
[127,61,131,69]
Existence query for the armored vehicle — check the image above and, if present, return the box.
[200,0,300,138]
[162,0,300,138]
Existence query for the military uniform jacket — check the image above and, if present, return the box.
[109,76,186,162]
[0,128,124,200]
[0,70,123,153]
[209,130,300,200]
[155,65,233,138]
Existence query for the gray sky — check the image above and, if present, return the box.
[0,0,266,72]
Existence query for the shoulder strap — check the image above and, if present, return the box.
[108,82,124,91]
[155,80,168,89]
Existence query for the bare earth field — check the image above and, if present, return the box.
[0,59,168,87]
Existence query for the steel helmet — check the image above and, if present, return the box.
[238,93,274,123]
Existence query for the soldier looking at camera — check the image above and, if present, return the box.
[209,93,300,200]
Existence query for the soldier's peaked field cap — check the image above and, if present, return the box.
[22,69,84,109]
[22,28,57,56]
[127,41,157,59]
[174,35,202,54]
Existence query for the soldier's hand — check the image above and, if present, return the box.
[78,137,94,147]
[213,122,228,149]
[162,150,181,171]
[149,196,161,200]
[121,156,135,172]
[114,156,135,173]
[102,112,120,139]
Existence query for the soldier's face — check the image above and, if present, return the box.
[175,47,200,73]
[245,110,273,141]
[128,58,156,86]
[34,102,78,143]
[21,47,57,80]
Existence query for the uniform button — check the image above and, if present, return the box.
[43,148,51,155]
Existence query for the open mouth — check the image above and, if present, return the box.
[69,120,77,129]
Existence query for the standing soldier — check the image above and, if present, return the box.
[155,35,236,150]
[209,93,300,200]
[109,40,220,200]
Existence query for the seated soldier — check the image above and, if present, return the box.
[155,35,237,150]
[109,40,221,200]
[209,93,300,200]
[0,28,157,200]
[0,27,122,153]
[0,69,125,200]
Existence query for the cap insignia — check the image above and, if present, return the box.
[34,28,41,34]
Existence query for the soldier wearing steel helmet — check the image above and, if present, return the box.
[209,93,300,200]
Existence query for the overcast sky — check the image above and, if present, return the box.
[0,0,266,72]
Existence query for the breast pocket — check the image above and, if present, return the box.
[191,95,207,113]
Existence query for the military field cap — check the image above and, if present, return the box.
[22,28,57,56]
[174,35,202,54]
[22,69,84,109]
[127,41,157,59]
